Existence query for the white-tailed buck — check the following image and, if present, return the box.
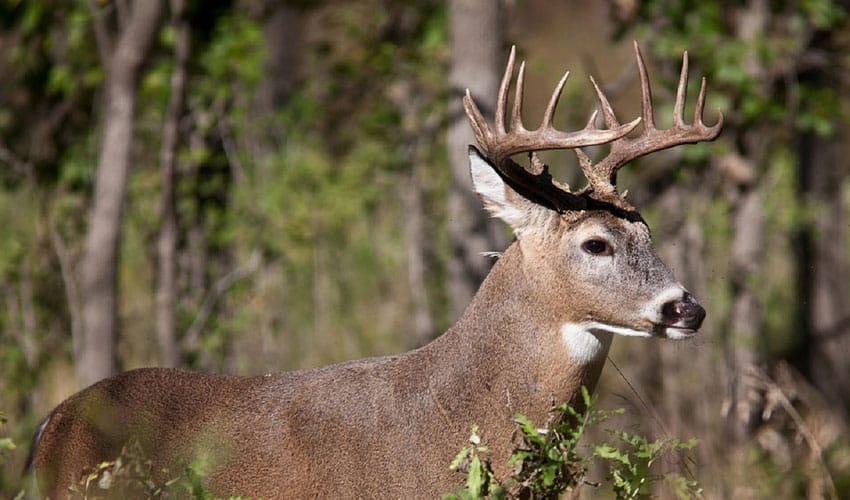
[29,42,721,498]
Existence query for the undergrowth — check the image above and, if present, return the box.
[67,439,245,500]
[445,387,702,499]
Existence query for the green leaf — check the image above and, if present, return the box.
[580,385,593,408]
[664,473,704,500]
[542,463,557,486]
[508,450,534,465]
[449,446,472,471]
[514,413,545,447]
[0,437,15,450]
[467,455,483,497]
[595,444,631,466]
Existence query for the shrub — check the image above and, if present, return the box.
[445,387,702,499]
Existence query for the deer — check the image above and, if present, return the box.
[28,42,721,498]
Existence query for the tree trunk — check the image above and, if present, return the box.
[446,0,507,320]
[256,4,303,114]
[724,185,764,439]
[718,0,768,442]
[389,77,439,348]
[78,0,165,389]
[402,166,435,348]
[250,1,304,156]
[156,0,190,368]
[797,129,850,420]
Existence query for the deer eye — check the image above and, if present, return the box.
[581,239,612,256]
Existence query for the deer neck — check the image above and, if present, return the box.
[424,241,612,428]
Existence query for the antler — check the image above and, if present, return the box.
[576,41,724,200]
[463,42,723,214]
[463,46,641,213]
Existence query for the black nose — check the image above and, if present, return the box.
[661,294,706,330]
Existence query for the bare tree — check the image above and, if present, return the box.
[78,0,166,388]
[254,1,304,145]
[446,0,507,320]
[388,78,440,347]
[797,120,850,419]
[156,0,191,368]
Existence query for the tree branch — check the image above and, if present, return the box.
[183,251,261,353]
[87,0,115,66]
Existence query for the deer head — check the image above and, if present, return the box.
[463,42,720,359]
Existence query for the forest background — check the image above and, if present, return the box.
[0,0,849,497]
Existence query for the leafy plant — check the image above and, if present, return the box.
[0,412,14,452]
[68,439,246,500]
[594,430,701,499]
[446,425,504,500]
[507,387,622,498]
[446,388,702,499]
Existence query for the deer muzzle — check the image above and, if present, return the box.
[659,293,705,338]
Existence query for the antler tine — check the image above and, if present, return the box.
[580,41,724,197]
[494,46,517,135]
[635,42,657,131]
[510,61,527,133]
[673,51,689,128]
[583,77,622,189]
[589,76,620,130]
[584,109,600,129]
[463,89,489,146]
[541,70,570,129]
[695,77,709,126]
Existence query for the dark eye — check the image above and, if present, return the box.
[581,239,612,256]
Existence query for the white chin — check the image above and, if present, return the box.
[661,327,699,340]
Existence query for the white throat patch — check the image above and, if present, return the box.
[560,322,642,363]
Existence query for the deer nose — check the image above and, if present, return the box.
[661,294,706,330]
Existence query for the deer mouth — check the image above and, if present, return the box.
[654,324,700,339]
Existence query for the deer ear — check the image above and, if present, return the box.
[468,146,555,235]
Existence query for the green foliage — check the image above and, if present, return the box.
[446,425,504,500]
[68,439,247,500]
[447,388,702,499]
[0,412,23,500]
[202,1,451,371]
[0,413,14,452]
[508,387,620,498]
[195,13,265,102]
[594,431,700,499]
[625,0,847,138]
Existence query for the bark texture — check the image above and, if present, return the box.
[798,130,850,419]
[156,0,191,368]
[78,0,165,388]
[446,0,507,320]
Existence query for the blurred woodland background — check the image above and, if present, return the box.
[0,0,849,497]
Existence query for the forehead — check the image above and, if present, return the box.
[564,210,651,239]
